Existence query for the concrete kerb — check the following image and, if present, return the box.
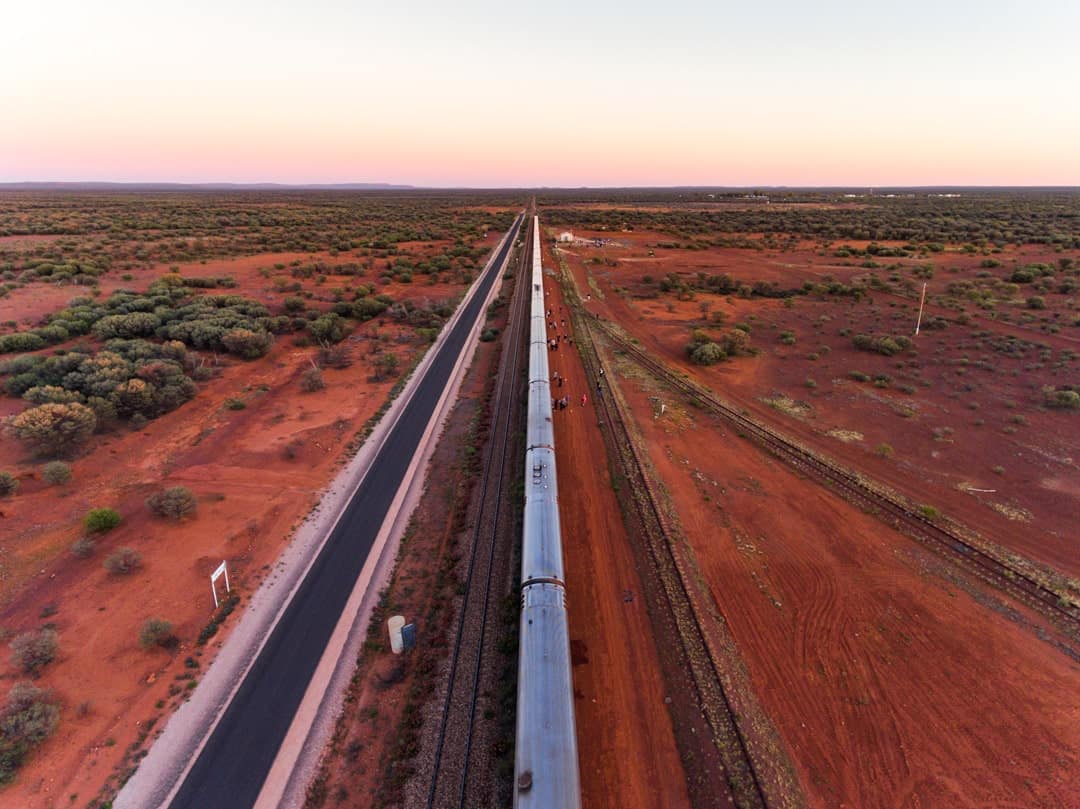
[116,216,522,809]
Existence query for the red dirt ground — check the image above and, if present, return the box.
[543,268,692,808]
[549,225,1080,806]
[0,234,503,806]
[557,230,1079,580]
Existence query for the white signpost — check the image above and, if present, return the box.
[211,560,230,609]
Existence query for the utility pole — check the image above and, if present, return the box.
[914,282,927,335]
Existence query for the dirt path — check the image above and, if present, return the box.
[542,262,692,809]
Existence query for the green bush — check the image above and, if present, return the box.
[690,342,727,365]
[8,402,97,456]
[9,629,58,676]
[146,487,197,520]
[0,682,60,784]
[221,328,274,359]
[42,461,72,485]
[308,314,347,344]
[104,547,141,575]
[300,367,325,392]
[1043,386,1080,410]
[139,618,177,649]
[0,472,17,497]
[85,508,121,533]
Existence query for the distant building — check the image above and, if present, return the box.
[558,231,573,243]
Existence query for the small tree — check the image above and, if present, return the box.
[104,547,141,575]
[85,508,121,533]
[147,487,197,520]
[42,461,72,486]
[690,342,726,365]
[0,682,60,784]
[139,618,177,649]
[9,629,58,676]
[8,402,97,456]
[0,472,18,497]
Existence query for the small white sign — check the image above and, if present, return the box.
[211,561,230,609]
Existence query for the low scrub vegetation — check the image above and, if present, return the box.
[84,507,121,533]
[104,547,141,575]
[139,618,177,649]
[685,327,754,365]
[147,486,198,520]
[9,629,58,676]
[852,333,913,356]
[0,682,60,784]
[41,460,72,485]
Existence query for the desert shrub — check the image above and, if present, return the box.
[919,504,939,519]
[689,342,727,365]
[70,537,95,558]
[300,367,325,392]
[22,385,85,405]
[1043,386,1080,410]
[0,472,17,497]
[875,443,894,457]
[346,298,386,321]
[221,328,274,359]
[283,296,306,313]
[9,629,58,676]
[146,486,197,520]
[92,312,161,340]
[373,352,399,380]
[317,344,352,368]
[479,328,498,342]
[0,682,60,784]
[308,313,347,344]
[8,402,97,456]
[85,507,121,533]
[0,333,47,354]
[104,547,141,575]
[852,333,912,356]
[139,618,177,649]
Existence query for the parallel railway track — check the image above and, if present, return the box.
[426,220,531,809]
[565,282,770,807]
[591,316,1080,634]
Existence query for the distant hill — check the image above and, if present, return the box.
[0,181,416,191]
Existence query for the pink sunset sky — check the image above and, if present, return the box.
[3,0,1079,187]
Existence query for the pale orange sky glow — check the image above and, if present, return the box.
[3,0,1078,186]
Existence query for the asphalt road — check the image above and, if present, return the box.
[168,215,522,809]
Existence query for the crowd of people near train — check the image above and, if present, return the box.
[546,302,603,410]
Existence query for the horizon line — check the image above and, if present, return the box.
[3,181,1080,192]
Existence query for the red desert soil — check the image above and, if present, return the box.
[549,227,1080,806]
[622,372,1079,807]
[543,267,691,809]
[0,236,502,807]
[558,230,1079,579]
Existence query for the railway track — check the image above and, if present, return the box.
[564,288,771,806]
[426,221,531,809]
[591,317,1080,633]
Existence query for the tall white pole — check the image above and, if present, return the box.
[915,282,927,336]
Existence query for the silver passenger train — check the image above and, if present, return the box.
[514,216,582,808]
